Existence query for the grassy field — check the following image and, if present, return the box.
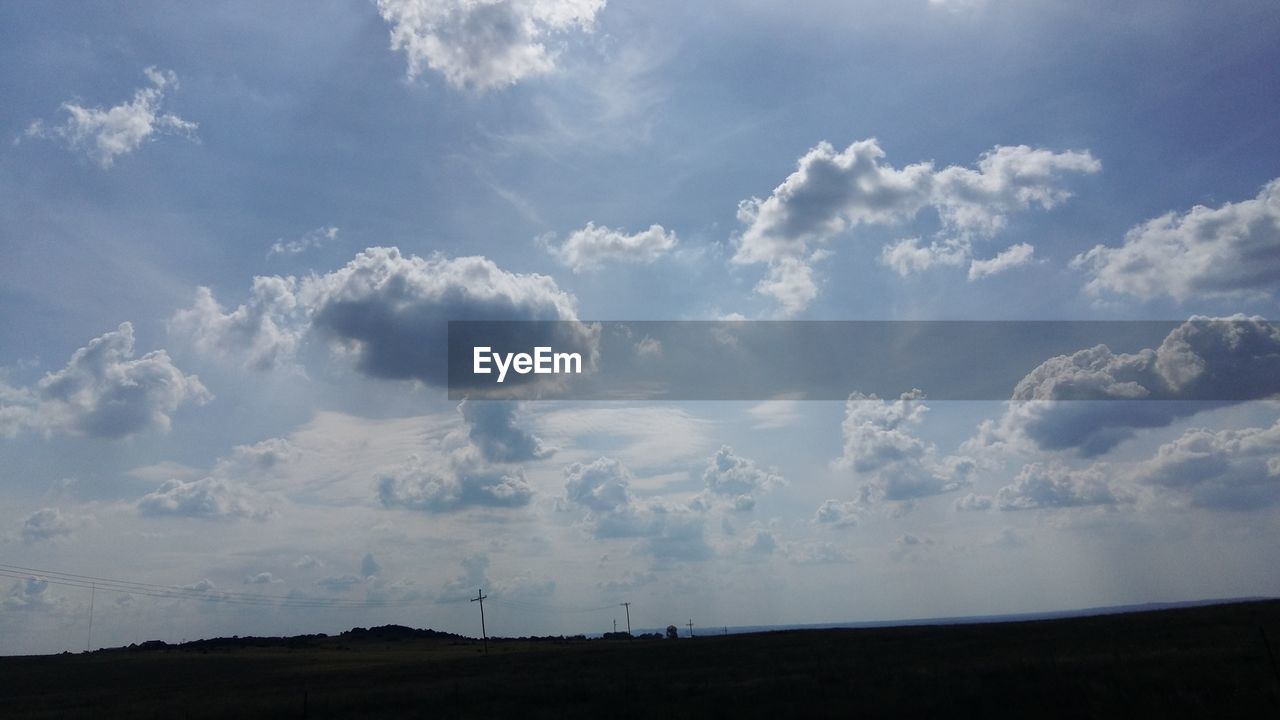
[2,600,1279,718]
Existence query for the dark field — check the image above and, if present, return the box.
[3,600,1280,718]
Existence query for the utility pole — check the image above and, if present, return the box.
[86,582,95,652]
[613,618,617,633]
[621,602,632,637]
[687,619,694,638]
[470,588,488,655]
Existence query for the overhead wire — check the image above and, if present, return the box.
[0,562,427,609]
[1,561,630,615]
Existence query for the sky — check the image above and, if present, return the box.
[1,0,1279,655]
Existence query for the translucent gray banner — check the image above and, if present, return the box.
[446,320,1280,401]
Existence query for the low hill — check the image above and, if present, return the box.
[2,599,1278,718]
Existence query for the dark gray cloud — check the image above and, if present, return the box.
[1075,179,1280,301]
[172,247,595,385]
[3,577,59,612]
[459,400,552,463]
[973,317,1280,456]
[17,507,79,543]
[361,553,382,579]
[994,418,1280,513]
[301,247,586,386]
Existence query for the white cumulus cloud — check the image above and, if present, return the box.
[699,445,784,511]
[269,226,339,258]
[377,446,534,512]
[1,323,210,440]
[1131,420,1280,510]
[25,67,197,168]
[138,476,271,520]
[136,437,293,520]
[968,242,1036,280]
[734,139,1098,313]
[969,316,1280,457]
[170,276,301,371]
[835,390,975,502]
[541,222,677,272]
[376,0,605,90]
[562,457,710,561]
[995,462,1129,510]
[1074,179,1280,302]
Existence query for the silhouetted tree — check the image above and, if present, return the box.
[666,625,679,640]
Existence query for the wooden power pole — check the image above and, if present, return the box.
[471,588,488,655]
[621,602,632,637]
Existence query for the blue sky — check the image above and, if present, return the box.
[1,0,1279,654]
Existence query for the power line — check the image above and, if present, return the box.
[0,568,413,609]
[1,560,653,645]
[0,563,424,609]
[484,596,618,614]
[0,562,419,604]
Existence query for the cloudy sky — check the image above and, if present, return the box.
[2,0,1279,655]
